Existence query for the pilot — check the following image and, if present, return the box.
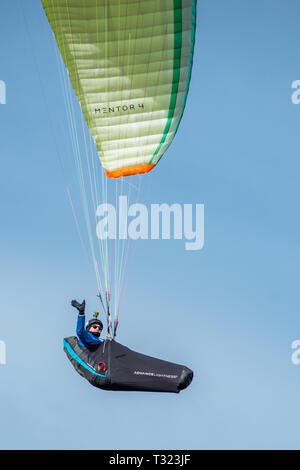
[71,299,103,348]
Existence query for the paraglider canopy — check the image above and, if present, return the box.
[41,0,196,177]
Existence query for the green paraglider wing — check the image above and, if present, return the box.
[41,0,196,177]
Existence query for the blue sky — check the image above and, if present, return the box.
[1,0,300,450]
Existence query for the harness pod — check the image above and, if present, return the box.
[64,337,193,393]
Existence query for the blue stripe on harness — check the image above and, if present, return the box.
[64,340,106,378]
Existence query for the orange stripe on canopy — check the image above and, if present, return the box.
[106,163,155,179]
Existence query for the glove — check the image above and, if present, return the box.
[71,299,86,315]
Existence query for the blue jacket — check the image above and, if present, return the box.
[76,314,103,348]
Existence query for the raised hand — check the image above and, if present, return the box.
[71,299,86,315]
